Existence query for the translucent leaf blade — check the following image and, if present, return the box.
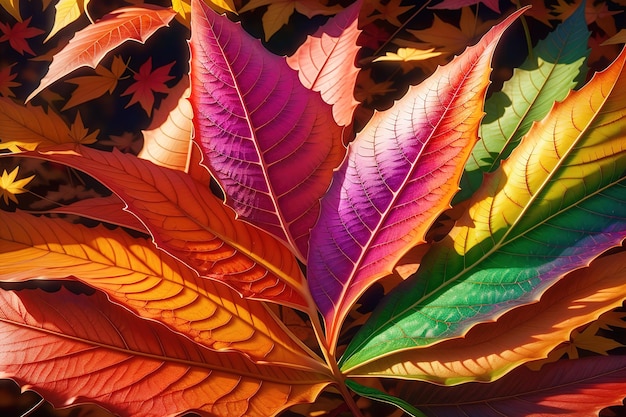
[285,0,361,127]
[345,251,626,382]
[190,0,345,260]
[19,146,311,310]
[341,47,626,370]
[456,1,590,203]
[403,355,626,416]
[0,209,323,368]
[308,9,528,348]
[0,287,329,417]
[27,5,176,101]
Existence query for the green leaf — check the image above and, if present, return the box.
[345,379,427,417]
[455,1,590,203]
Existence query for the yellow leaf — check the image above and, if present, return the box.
[603,28,626,45]
[0,0,21,21]
[373,47,443,73]
[240,0,341,41]
[0,166,34,205]
[45,0,91,42]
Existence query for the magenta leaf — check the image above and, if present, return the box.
[190,0,346,260]
[307,8,528,347]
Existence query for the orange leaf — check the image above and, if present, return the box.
[286,0,361,127]
[0,64,19,97]
[27,4,176,102]
[0,287,329,417]
[27,146,313,311]
[0,209,324,369]
[345,251,626,384]
[0,97,75,152]
[138,76,193,171]
[62,55,127,110]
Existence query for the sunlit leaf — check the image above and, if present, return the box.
[286,0,361,127]
[0,287,330,417]
[344,251,626,383]
[27,5,176,102]
[45,0,91,42]
[191,0,345,260]
[138,76,193,172]
[308,9,528,349]
[456,0,590,203]
[62,55,127,110]
[0,209,324,368]
[341,47,626,371]
[19,146,313,311]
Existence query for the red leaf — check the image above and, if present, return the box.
[122,57,175,116]
[26,5,176,102]
[0,17,44,55]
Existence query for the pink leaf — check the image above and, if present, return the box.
[190,0,346,260]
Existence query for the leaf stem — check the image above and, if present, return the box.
[307,308,365,417]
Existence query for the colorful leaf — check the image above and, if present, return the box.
[138,76,193,171]
[456,0,590,203]
[344,250,626,383]
[27,5,176,102]
[21,146,313,311]
[190,0,345,261]
[0,97,75,152]
[0,287,329,417]
[341,46,626,370]
[308,9,528,349]
[399,355,626,416]
[122,57,175,116]
[0,209,325,368]
[285,0,361,127]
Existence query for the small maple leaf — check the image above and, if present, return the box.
[0,17,45,55]
[373,47,443,73]
[354,68,395,104]
[68,111,99,144]
[0,166,35,205]
[121,57,175,116]
[430,0,501,13]
[361,0,414,27]
[0,64,20,97]
[63,55,128,110]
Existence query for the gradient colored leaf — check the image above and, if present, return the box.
[0,209,324,368]
[21,146,312,310]
[308,9,528,349]
[0,97,75,152]
[456,1,590,203]
[344,250,626,382]
[138,76,193,172]
[341,47,626,370]
[27,5,176,102]
[400,355,626,416]
[0,287,329,417]
[285,0,361,127]
[190,0,345,260]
